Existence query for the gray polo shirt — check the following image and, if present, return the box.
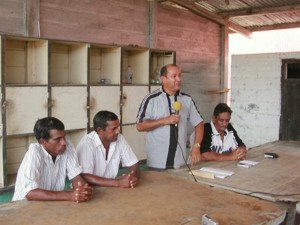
[137,87,203,169]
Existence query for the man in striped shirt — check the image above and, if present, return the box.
[77,111,140,188]
[137,64,204,170]
[13,117,93,202]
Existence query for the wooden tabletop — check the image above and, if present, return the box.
[0,171,285,225]
[168,141,300,202]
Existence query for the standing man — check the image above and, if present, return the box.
[76,111,140,188]
[200,103,247,161]
[136,64,204,170]
[13,117,93,202]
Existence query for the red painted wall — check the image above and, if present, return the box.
[0,0,221,120]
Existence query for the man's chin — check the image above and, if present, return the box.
[59,148,66,154]
[111,137,118,142]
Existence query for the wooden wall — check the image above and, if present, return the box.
[0,0,221,121]
[156,4,221,121]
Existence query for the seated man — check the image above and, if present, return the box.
[76,110,140,188]
[13,117,93,202]
[200,103,247,161]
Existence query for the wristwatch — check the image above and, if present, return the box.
[193,143,200,148]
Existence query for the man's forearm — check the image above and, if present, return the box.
[81,173,119,187]
[136,119,167,132]
[26,188,71,201]
[193,122,204,146]
[129,163,140,178]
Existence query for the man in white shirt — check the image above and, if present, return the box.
[77,111,140,188]
[200,103,247,161]
[12,117,93,202]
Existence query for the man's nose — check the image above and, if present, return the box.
[61,138,67,145]
[115,127,120,134]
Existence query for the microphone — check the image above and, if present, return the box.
[172,101,182,127]
[173,101,182,115]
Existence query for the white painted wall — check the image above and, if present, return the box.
[231,52,300,148]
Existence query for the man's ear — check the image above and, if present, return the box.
[39,138,46,145]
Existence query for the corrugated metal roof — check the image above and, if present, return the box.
[195,0,300,12]
[161,0,300,35]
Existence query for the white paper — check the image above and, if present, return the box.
[199,167,235,179]
[238,160,259,168]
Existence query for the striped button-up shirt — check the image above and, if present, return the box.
[12,140,82,201]
[76,131,138,179]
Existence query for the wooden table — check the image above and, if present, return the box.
[168,141,300,202]
[168,141,300,223]
[0,171,285,225]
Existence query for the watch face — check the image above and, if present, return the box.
[194,143,200,148]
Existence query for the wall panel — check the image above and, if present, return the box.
[231,52,300,148]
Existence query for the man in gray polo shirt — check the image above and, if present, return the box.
[136,64,204,170]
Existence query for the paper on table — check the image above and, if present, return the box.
[238,160,259,168]
[190,170,215,179]
[199,167,235,179]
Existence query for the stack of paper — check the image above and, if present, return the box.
[238,160,259,168]
[199,167,235,179]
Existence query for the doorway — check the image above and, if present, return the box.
[280,59,300,141]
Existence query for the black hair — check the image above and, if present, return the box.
[160,64,177,76]
[93,110,118,131]
[34,117,65,141]
[213,103,232,117]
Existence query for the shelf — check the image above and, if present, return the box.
[122,48,149,85]
[6,135,35,178]
[0,137,3,187]
[121,86,149,124]
[150,50,174,84]
[150,85,161,92]
[90,86,121,126]
[51,86,87,130]
[50,42,88,85]
[89,84,120,87]
[0,35,176,188]
[122,124,146,160]
[0,88,2,137]
[66,129,87,147]
[5,86,48,135]
[0,36,1,85]
[5,37,48,85]
[89,45,121,85]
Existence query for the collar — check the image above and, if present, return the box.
[90,131,118,149]
[210,120,228,136]
[40,144,61,161]
[90,131,104,148]
[161,86,180,97]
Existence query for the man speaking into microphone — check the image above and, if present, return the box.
[136,64,204,170]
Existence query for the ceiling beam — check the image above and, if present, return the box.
[168,0,252,37]
[220,4,300,18]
